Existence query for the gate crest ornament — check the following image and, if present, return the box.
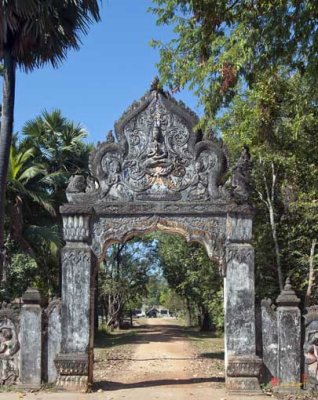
[67,81,234,203]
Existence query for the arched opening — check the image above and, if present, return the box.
[57,83,261,394]
[93,230,225,393]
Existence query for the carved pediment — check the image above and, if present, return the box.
[66,81,237,204]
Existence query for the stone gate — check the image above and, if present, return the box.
[56,80,262,393]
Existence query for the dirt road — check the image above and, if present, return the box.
[0,318,267,400]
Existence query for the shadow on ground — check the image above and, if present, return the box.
[93,376,225,391]
[95,323,223,349]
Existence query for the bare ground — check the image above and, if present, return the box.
[0,318,313,400]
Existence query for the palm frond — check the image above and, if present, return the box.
[24,224,63,248]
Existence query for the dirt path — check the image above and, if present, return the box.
[0,318,268,400]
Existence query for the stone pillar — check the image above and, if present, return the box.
[261,298,278,383]
[276,278,301,392]
[19,288,42,388]
[224,243,262,393]
[46,299,62,383]
[56,212,96,392]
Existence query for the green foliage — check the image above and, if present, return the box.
[0,1,101,70]
[98,240,159,327]
[151,0,318,302]
[2,110,92,300]
[3,242,37,300]
[150,0,318,126]
[218,70,318,298]
[154,232,223,330]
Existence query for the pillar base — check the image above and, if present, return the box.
[226,355,263,394]
[55,353,90,392]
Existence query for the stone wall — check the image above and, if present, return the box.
[261,279,301,392]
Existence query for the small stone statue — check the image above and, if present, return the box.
[106,130,115,143]
[66,175,86,194]
[85,176,96,193]
[231,145,252,203]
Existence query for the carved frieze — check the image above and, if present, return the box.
[61,249,91,267]
[91,215,226,264]
[63,215,90,242]
[55,353,88,376]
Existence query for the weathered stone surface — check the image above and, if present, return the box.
[261,298,278,383]
[60,244,95,353]
[62,215,91,242]
[57,244,95,391]
[224,243,261,393]
[0,303,20,385]
[46,299,62,384]
[303,305,318,391]
[58,83,259,394]
[276,279,301,392]
[226,214,253,242]
[226,355,262,394]
[91,215,227,265]
[19,288,42,387]
[225,243,256,356]
[55,353,89,391]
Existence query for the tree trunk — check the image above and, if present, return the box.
[305,239,317,308]
[268,202,283,291]
[185,297,192,326]
[200,305,213,331]
[0,49,16,282]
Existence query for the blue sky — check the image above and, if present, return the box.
[9,0,201,144]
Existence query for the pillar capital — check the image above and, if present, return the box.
[62,214,91,242]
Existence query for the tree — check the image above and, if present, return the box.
[21,109,91,207]
[218,70,318,298]
[150,1,318,126]
[98,240,158,329]
[0,0,101,280]
[155,232,222,330]
[6,141,55,256]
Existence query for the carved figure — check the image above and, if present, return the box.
[0,307,20,385]
[78,82,240,203]
[305,335,318,390]
[231,145,251,203]
[304,306,318,391]
[66,175,86,194]
[85,176,97,193]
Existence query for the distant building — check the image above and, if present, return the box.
[146,306,170,318]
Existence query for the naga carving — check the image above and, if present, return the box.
[66,82,231,203]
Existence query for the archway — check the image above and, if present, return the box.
[56,80,262,394]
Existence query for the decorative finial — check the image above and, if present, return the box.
[150,76,161,92]
[276,277,300,307]
[106,130,115,143]
[284,277,292,291]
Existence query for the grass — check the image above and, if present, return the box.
[95,326,137,349]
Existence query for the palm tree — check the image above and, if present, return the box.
[6,143,55,256]
[21,109,92,206]
[0,0,101,279]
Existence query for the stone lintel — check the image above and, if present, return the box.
[60,201,253,217]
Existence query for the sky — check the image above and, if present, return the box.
[9,0,201,144]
